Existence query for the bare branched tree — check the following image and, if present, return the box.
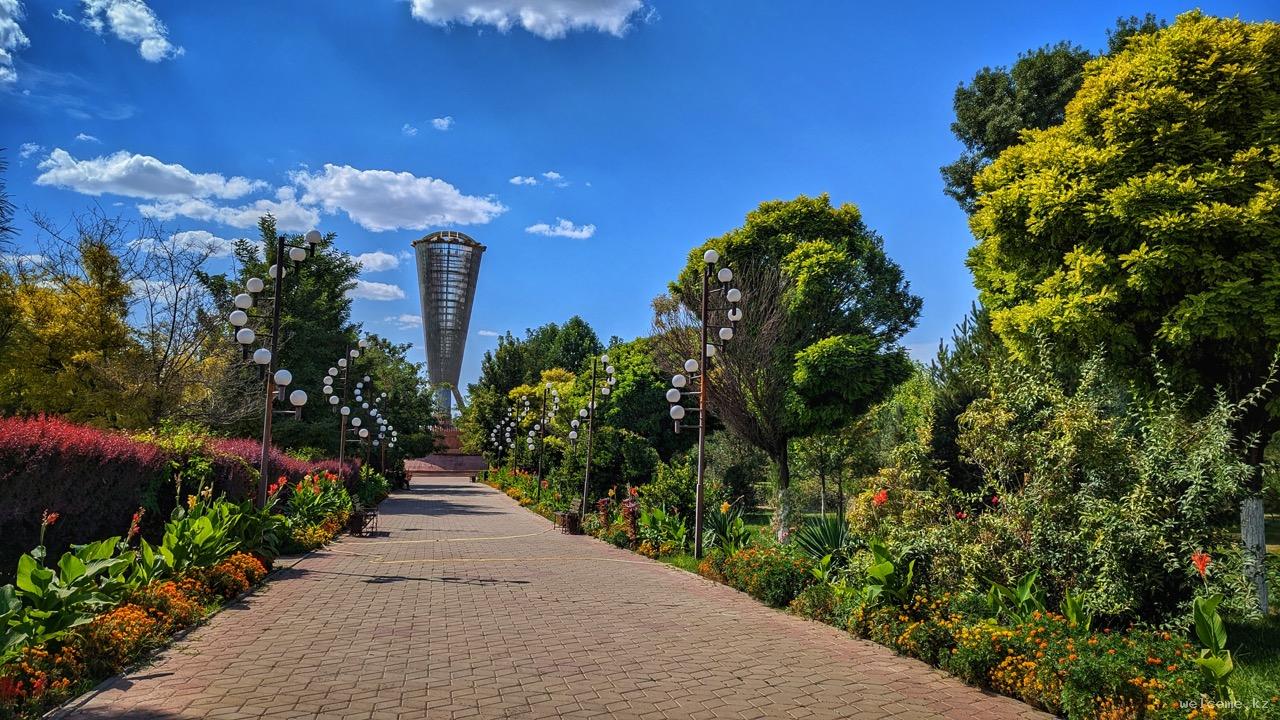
[652,261,794,481]
[27,209,255,427]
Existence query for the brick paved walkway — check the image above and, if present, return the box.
[56,476,1050,720]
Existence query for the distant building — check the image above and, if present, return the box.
[412,230,485,422]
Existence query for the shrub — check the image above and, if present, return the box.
[0,416,167,577]
[721,548,814,608]
[697,550,729,584]
[127,580,206,631]
[74,603,161,675]
[288,524,331,552]
[201,552,267,600]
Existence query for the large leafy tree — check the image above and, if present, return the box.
[199,216,365,452]
[967,12,1280,611]
[661,194,921,514]
[942,15,1165,212]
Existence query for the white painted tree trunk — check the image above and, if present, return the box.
[1241,494,1270,616]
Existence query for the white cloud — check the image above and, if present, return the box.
[525,217,595,239]
[53,8,74,22]
[431,116,454,131]
[477,329,500,337]
[75,132,100,143]
[349,280,406,301]
[401,123,418,137]
[0,0,31,84]
[36,148,266,200]
[541,169,570,187]
[132,230,237,258]
[137,187,320,232]
[18,142,42,158]
[355,250,399,272]
[387,313,422,329]
[407,0,646,39]
[2,252,44,265]
[509,175,537,186]
[80,0,183,62]
[290,163,506,232]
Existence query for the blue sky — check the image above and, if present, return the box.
[3,1,1275,394]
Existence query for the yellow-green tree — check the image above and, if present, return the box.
[968,12,1280,611]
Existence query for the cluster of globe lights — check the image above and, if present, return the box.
[227,229,325,411]
[568,354,617,447]
[666,248,744,426]
[320,342,398,450]
[523,384,560,453]
[489,405,525,456]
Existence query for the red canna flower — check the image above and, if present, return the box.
[955,510,967,520]
[872,489,889,507]
[127,507,145,541]
[991,495,1000,506]
[1191,550,1211,579]
[41,510,59,527]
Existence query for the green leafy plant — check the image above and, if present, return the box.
[985,571,1046,624]
[352,466,391,509]
[160,501,238,574]
[639,507,687,549]
[3,538,133,663]
[861,539,915,606]
[703,504,752,554]
[794,515,852,566]
[1191,594,1235,702]
[1059,589,1092,631]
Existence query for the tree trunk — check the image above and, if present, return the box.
[836,472,844,521]
[1241,439,1270,615]
[819,469,826,518]
[774,444,792,543]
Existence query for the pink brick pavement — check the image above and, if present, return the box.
[53,475,1051,720]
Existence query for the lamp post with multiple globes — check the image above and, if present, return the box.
[577,353,617,518]
[228,229,324,508]
[322,338,368,481]
[665,248,744,558]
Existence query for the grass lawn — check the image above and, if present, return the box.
[661,553,701,574]
[1226,615,1280,707]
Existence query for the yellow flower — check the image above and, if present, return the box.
[720,501,731,514]
[186,495,197,510]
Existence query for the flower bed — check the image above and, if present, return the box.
[0,416,361,577]
[0,461,384,719]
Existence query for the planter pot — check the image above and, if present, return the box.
[347,511,368,535]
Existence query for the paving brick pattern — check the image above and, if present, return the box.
[56,476,1051,720]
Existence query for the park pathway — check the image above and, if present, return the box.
[56,476,1050,720]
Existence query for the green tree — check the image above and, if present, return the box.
[199,216,363,452]
[967,12,1280,611]
[661,194,921,533]
[941,15,1166,212]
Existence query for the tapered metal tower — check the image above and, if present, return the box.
[412,230,485,420]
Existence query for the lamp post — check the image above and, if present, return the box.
[535,383,560,501]
[229,228,323,508]
[666,248,743,558]
[323,338,368,482]
[578,353,617,518]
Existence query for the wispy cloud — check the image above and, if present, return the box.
[406,0,650,39]
[18,142,42,159]
[525,218,595,239]
[477,329,500,337]
[401,123,418,137]
[75,132,100,143]
[509,175,538,186]
[431,116,454,131]
[386,313,422,330]
[355,250,400,272]
[348,280,406,301]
